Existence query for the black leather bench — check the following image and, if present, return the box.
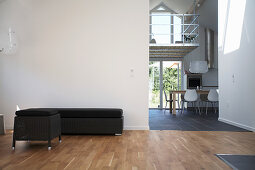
[13,108,123,137]
[56,108,123,135]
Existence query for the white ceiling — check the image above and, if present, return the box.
[150,0,195,14]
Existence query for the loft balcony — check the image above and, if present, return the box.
[149,14,200,59]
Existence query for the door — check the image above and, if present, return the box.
[149,61,160,108]
[162,61,182,109]
[149,60,182,109]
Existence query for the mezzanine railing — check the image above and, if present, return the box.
[149,14,200,46]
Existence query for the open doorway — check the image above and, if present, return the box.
[148,0,249,132]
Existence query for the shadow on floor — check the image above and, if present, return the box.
[149,109,249,131]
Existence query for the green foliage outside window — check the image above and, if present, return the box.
[149,61,182,108]
[163,67,181,91]
[149,63,181,92]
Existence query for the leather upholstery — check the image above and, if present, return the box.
[15,108,124,135]
[16,108,58,116]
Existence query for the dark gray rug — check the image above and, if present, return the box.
[216,154,255,170]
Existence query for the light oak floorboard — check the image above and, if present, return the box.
[0,130,255,170]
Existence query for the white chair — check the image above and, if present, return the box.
[206,89,219,115]
[181,89,200,114]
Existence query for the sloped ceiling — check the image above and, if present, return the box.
[150,0,195,14]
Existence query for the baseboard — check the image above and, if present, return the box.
[124,126,149,130]
[218,118,255,132]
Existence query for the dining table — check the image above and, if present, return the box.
[169,90,209,115]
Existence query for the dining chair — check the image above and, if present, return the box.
[199,94,208,113]
[206,89,219,115]
[164,89,180,114]
[181,89,200,115]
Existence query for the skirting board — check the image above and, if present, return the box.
[218,118,255,132]
[124,126,149,130]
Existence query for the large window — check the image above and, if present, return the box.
[149,61,182,109]
[150,12,183,44]
[149,61,160,108]
[151,12,171,44]
[150,3,199,45]
[173,16,182,42]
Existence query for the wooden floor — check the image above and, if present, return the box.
[0,130,255,170]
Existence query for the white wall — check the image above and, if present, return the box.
[0,0,149,130]
[183,0,218,87]
[218,0,255,131]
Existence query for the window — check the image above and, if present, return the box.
[150,3,183,44]
[151,12,171,44]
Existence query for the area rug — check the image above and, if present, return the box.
[216,154,255,170]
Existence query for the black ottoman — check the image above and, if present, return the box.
[12,109,61,150]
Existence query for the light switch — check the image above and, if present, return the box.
[232,74,235,83]
[130,68,134,77]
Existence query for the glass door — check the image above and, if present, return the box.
[162,61,182,109]
[149,60,182,109]
[149,61,160,108]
